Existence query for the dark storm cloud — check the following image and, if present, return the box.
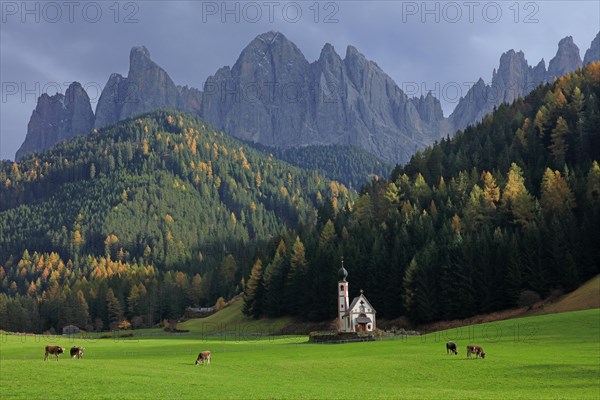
[1,0,599,160]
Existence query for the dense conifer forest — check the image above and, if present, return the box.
[249,143,392,189]
[0,111,349,332]
[1,63,599,332]
[244,63,600,323]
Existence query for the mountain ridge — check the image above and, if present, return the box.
[449,33,598,131]
[15,31,600,163]
[15,82,95,161]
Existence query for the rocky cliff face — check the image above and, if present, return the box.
[584,32,600,65]
[17,31,600,163]
[94,46,184,129]
[17,33,452,164]
[201,32,317,146]
[448,78,490,131]
[16,82,94,161]
[201,32,449,163]
[450,33,595,131]
[493,51,546,104]
[547,36,582,80]
[93,73,127,129]
[449,50,549,131]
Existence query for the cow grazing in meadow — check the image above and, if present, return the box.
[70,346,84,359]
[44,345,65,361]
[195,351,211,366]
[446,341,458,355]
[466,345,486,359]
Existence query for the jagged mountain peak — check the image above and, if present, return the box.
[412,91,444,122]
[535,58,546,69]
[244,31,302,55]
[344,45,369,64]
[65,81,88,103]
[547,35,582,79]
[555,35,581,59]
[255,30,281,42]
[16,81,94,160]
[450,34,590,132]
[496,49,530,72]
[128,45,160,77]
[17,31,594,165]
[108,72,124,81]
[128,46,154,76]
[584,31,600,65]
[558,35,576,47]
[94,45,183,129]
[344,44,384,72]
[321,42,335,52]
[501,49,525,58]
[130,45,151,60]
[68,80,84,90]
[232,31,309,77]
[343,45,380,89]
[317,43,342,66]
[320,42,338,57]
[201,32,449,162]
[495,49,530,82]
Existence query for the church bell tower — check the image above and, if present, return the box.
[337,258,350,332]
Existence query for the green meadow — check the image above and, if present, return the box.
[1,309,598,399]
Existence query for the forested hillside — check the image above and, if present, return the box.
[0,111,349,332]
[245,63,600,323]
[269,144,391,189]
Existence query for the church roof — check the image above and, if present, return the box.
[346,293,376,315]
[356,316,372,324]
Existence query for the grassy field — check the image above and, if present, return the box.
[178,297,294,335]
[1,309,598,399]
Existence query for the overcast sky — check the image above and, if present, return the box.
[1,0,599,160]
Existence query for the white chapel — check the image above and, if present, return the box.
[337,260,376,333]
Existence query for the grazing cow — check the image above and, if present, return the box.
[44,345,65,361]
[70,346,84,359]
[195,351,211,366]
[466,345,486,359]
[446,341,458,355]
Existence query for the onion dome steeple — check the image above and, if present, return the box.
[338,257,348,281]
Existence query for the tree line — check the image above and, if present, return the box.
[0,110,349,332]
[244,63,600,323]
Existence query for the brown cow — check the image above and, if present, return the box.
[44,345,65,361]
[195,351,211,366]
[466,345,486,359]
[70,346,84,359]
[446,341,458,355]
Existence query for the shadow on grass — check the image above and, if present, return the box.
[514,364,599,384]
